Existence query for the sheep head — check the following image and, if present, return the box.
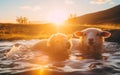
[74,28,111,59]
[74,28,111,47]
[47,33,72,51]
[46,33,72,61]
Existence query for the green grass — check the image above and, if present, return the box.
[0,23,120,40]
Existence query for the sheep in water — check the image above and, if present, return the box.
[71,28,111,59]
[6,33,71,63]
[31,33,72,61]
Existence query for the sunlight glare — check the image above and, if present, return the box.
[46,10,68,25]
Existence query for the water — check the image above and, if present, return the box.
[0,40,120,75]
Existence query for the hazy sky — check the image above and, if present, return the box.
[0,0,120,23]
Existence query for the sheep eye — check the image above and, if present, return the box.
[84,33,86,36]
[96,33,100,36]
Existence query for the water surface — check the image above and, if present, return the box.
[0,40,120,75]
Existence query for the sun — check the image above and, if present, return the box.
[46,10,68,25]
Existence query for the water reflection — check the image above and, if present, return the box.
[0,40,120,75]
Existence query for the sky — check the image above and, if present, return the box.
[0,0,120,23]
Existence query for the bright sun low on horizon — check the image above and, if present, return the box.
[45,10,68,25]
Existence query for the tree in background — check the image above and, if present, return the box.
[16,16,28,24]
[68,13,77,19]
[66,13,77,24]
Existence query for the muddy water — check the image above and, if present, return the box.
[0,40,120,75]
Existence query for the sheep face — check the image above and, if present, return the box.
[74,28,111,47]
[47,33,71,50]
[46,33,72,61]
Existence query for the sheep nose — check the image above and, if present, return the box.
[88,38,94,45]
[88,38,94,42]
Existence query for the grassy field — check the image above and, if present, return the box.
[0,23,120,40]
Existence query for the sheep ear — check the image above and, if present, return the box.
[74,31,83,37]
[101,31,111,38]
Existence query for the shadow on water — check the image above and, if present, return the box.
[0,40,120,75]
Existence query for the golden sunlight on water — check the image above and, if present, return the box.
[37,66,48,75]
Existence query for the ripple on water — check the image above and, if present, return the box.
[0,40,120,75]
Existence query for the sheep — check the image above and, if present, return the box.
[31,33,72,61]
[71,28,111,59]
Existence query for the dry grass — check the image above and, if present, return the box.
[0,23,120,40]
